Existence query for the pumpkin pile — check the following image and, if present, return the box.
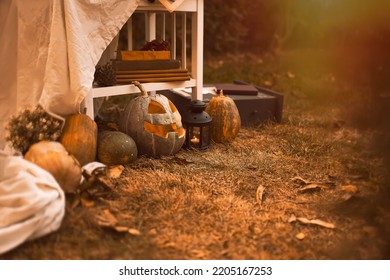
[5,107,127,193]
[5,80,188,192]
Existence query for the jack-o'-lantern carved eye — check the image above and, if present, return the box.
[148,100,167,114]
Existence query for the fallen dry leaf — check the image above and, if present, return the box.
[247,164,258,170]
[160,242,176,248]
[80,164,112,192]
[288,214,297,223]
[298,183,323,193]
[256,185,266,206]
[114,226,129,233]
[291,176,310,185]
[287,71,295,79]
[288,214,335,229]
[78,191,95,207]
[80,196,95,207]
[296,217,336,229]
[341,185,358,193]
[295,232,305,240]
[128,228,141,236]
[96,209,118,227]
[340,193,354,202]
[108,165,125,179]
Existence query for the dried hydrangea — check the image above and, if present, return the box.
[5,105,64,154]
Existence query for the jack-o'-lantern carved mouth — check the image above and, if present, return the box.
[144,122,185,139]
[143,99,185,138]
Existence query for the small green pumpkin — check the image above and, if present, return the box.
[205,90,241,143]
[97,131,138,165]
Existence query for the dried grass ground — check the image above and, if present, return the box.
[2,50,389,260]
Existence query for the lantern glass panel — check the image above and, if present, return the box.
[192,127,200,140]
[201,126,210,147]
[189,126,201,149]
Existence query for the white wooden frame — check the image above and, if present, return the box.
[83,0,204,118]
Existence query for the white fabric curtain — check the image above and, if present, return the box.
[0,0,140,149]
[0,0,140,255]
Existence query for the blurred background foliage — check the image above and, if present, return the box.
[203,0,390,182]
[204,0,390,125]
[204,0,390,56]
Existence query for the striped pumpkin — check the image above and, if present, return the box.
[205,90,241,143]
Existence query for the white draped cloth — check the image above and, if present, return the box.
[0,0,141,254]
[0,0,140,149]
[0,151,65,254]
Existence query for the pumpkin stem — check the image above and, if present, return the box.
[132,81,148,97]
[219,89,224,97]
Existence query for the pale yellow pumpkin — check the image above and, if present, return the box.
[25,141,82,193]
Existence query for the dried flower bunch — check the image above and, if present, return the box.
[6,105,63,154]
[141,39,170,51]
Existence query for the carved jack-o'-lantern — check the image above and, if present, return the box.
[119,81,185,157]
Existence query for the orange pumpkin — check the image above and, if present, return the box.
[205,90,241,143]
[60,114,97,166]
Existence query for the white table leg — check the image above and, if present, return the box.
[191,0,203,100]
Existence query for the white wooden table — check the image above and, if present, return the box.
[83,0,204,118]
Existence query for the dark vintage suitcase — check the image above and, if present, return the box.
[214,83,259,96]
[160,81,284,126]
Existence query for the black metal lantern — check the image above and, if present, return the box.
[182,100,212,150]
